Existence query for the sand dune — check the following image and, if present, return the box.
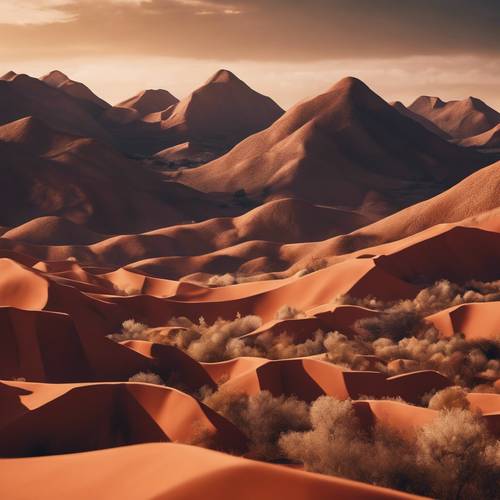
[0,380,246,456]
[408,95,500,139]
[0,442,426,499]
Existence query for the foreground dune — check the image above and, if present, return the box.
[0,443,427,500]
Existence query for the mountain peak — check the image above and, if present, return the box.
[206,69,242,85]
[1,70,17,81]
[41,70,71,87]
[327,76,377,100]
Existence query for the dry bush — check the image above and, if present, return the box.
[416,409,500,499]
[427,386,471,411]
[279,397,500,499]
[207,273,237,287]
[275,305,305,320]
[128,371,165,385]
[324,327,500,390]
[109,315,328,362]
[338,279,500,318]
[279,397,422,491]
[108,319,150,342]
[167,314,262,362]
[355,310,424,341]
[202,387,310,460]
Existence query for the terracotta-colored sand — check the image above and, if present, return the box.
[0,443,427,500]
[0,70,498,499]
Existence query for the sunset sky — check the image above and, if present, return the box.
[1,0,499,108]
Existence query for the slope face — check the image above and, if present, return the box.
[40,70,110,111]
[0,73,112,143]
[0,116,80,156]
[177,77,487,219]
[391,101,450,139]
[458,123,500,149]
[161,69,284,149]
[409,95,500,139]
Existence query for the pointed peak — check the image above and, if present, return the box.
[1,70,17,81]
[327,76,374,96]
[390,101,406,109]
[206,69,242,85]
[411,96,446,109]
[41,70,71,87]
[463,96,486,108]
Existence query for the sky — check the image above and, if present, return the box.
[0,0,499,108]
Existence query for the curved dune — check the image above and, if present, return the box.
[0,442,427,500]
[427,301,500,340]
[0,380,247,457]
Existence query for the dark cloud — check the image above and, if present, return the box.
[0,0,499,61]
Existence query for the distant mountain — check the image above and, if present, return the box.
[391,101,450,139]
[160,69,284,150]
[40,70,110,111]
[177,77,488,219]
[114,89,179,119]
[408,95,500,139]
[0,72,112,143]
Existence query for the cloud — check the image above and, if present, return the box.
[0,1,76,25]
[0,0,498,60]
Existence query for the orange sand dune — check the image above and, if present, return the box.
[0,198,371,254]
[408,95,500,139]
[0,380,246,457]
[0,442,427,499]
[427,301,500,340]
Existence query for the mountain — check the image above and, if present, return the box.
[408,95,500,139]
[40,70,110,111]
[160,69,284,150]
[114,89,179,119]
[0,71,112,143]
[176,77,488,219]
[391,101,450,139]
